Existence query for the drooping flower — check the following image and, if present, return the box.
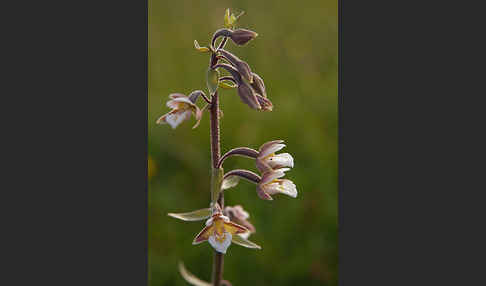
[256,169,297,200]
[156,91,204,129]
[193,205,248,254]
[225,205,255,239]
[256,140,294,173]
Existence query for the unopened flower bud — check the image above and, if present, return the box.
[218,49,253,83]
[256,94,273,111]
[230,29,258,46]
[250,73,266,98]
[238,83,261,110]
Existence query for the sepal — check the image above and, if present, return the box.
[221,175,240,190]
[168,208,211,221]
[232,234,262,249]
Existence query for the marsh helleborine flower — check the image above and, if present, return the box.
[256,140,294,173]
[193,205,248,254]
[156,91,204,129]
[257,168,298,200]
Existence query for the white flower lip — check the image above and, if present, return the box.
[264,179,297,198]
[164,110,191,129]
[208,232,233,254]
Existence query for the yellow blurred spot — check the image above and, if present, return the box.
[194,40,210,53]
[148,156,157,180]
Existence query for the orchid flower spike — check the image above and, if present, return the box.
[256,169,297,200]
[256,140,294,173]
[156,91,204,129]
[225,205,256,239]
[193,204,248,254]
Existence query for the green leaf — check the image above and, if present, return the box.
[178,261,211,286]
[206,68,219,95]
[232,234,262,249]
[224,8,232,28]
[168,208,211,221]
[221,175,240,190]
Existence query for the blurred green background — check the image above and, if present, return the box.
[149,0,337,285]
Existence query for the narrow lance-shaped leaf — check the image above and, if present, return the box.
[232,234,262,249]
[168,208,211,221]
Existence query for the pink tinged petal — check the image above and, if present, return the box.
[258,140,284,154]
[259,143,286,158]
[256,185,273,200]
[232,205,250,220]
[256,158,273,174]
[265,153,294,169]
[208,232,232,254]
[260,169,286,185]
[169,93,187,99]
[166,99,180,109]
[165,110,191,129]
[193,225,214,245]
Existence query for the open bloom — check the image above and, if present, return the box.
[257,169,297,200]
[156,92,203,129]
[225,205,255,239]
[256,140,294,173]
[193,206,248,254]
